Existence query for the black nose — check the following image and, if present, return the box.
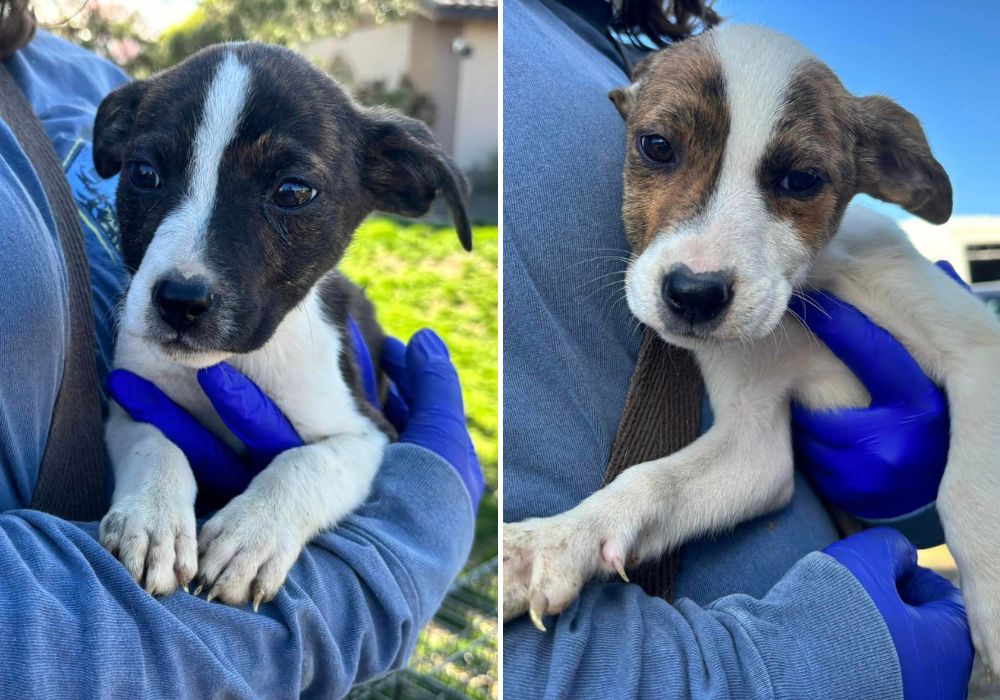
[661,266,733,324]
[152,277,214,331]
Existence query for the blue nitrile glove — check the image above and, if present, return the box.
[787,261,970,520]
[380,329,484,511]
[823,528,973,699]
[106,364,304,509]
[107,316,380,506]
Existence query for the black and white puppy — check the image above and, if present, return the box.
[94,42,471,608]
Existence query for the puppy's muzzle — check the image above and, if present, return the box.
[661,265,733,324]
[153,275,215,332]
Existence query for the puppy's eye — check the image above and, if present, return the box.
[271,180,317,209]
[637,134,676,166]
[776,169,826,198]
[128,160,161,190]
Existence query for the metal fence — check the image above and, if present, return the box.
[347,557,499,700]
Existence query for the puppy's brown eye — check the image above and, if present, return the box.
[777,169,826,198]
[271,180,317,209]
[638,134,676,166]
[128,160,161,190]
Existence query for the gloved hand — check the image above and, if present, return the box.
[787,261,969,520]
[380,329,485,510]
[107,363,304,509]
[823,528,973,699]
[108,326,482,511]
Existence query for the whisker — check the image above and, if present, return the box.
[574,269,627,291]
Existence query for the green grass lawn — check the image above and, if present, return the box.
[341,217,498,566]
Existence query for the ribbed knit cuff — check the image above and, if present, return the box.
[713,551,903,699]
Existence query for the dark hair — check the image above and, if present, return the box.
[0,0,36,58]
[612,0,721,47]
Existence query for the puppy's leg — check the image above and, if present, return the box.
[815,227,1000,672]
[504,384,794,627]
[101,404,199,595]
[196,427,388,608]
[937,344,1000,674]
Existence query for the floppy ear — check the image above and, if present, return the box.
[608,84,637,120]
[854,95,952,224]
[609,54,655,121]
[360,107,472,251]
[93,80,147,179]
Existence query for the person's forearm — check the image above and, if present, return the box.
[0,443,473,699]
[503,552,903,700]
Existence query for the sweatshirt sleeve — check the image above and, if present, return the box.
[503,552,903,700]
[0,443,474,699]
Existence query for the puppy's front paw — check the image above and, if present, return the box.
[100,498,197,596]
[504,514,631,631]
[196,495,304,609]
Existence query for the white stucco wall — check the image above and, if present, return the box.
[299,15,497,169]
[452,20,499,168]
[300,22,413,86]
[902,216,1000,281]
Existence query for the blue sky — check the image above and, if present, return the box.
[718,0,1000,219]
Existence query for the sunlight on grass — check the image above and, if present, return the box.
[341,217,498,565]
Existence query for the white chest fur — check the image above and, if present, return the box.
[113,282,371,450]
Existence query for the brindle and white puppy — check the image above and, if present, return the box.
[94,42,471,608]
[503,24,1000,669]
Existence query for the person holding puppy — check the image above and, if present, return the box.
[503,1,972,697]
[0,3,482,697]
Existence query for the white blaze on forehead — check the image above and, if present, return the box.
[122,51,252,337]
[712,26,812,179]
[702,25,813,226]
[692,26,815,275]
[185,51,253,240]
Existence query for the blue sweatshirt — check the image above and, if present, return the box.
[502,1,903,697]
[0,31,474,698]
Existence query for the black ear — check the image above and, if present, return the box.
[93,80,147,179]
[854,95,952,224]
[360,107,472,251]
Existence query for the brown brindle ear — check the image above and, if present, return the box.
[610,53,657,121]
[609,85,637,120]
[854,95,952,224]
[361,107,472,251]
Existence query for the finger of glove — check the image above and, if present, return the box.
[935,260,972,292]
[793,434,893,517]
[788,292,935,405]
[899,565,965,609]
[824,527,917,582]
[791,401,908,447]
[107,369,255,495]
[792,430,853,483]
[404,329,464,416]
[347,317,380,408]
[381,336,413,405]
[198,363,303,465]
[383,380,411,433]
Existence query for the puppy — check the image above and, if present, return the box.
[94,42,471,608]
[503,24,1000,670]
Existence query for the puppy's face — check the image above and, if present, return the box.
[611,25,951,348]
[95,43,470,368]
